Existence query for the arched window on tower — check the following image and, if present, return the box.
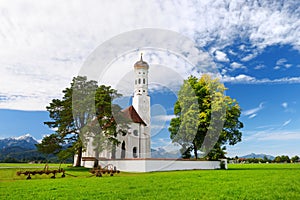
[135,80,137,85]
[138,79,141,84]
[143,78,145,84]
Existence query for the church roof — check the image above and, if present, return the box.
[134,54,149,70]
[122,105,147,126]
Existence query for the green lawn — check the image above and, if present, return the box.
[0,163,299,199]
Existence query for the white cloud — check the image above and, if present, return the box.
[150,104,177,137]
[256,130,300,141]
[267,77,300,84]
[254,64,265,70]
[151,137,181,152]
[285,64,292,68]
[235,74,254,82]
[274,66,281,70]
[153,115,176,121]
[228,49,237,56]
[214,50,229,62]
[222,74,256,83]
[230,62,246,71]
[276,58,288,65]
[282,102,288,108]
[243,102,264,118]
[236,125,300,157]
[261,132,300,141]
[248,114,257,119]
[1,0,300,110]
[221,68,227,75]
[281,102,296,113]
[222,74,300,84]
[274,58,292,70]
[282,119,292,127]
[241,53,257,62]
[244,126,300,142]
[105,51,207,97]
[239,45,246,51]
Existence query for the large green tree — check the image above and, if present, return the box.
[35,133,63,155]
[169,75,243,159]
[291,155,299,163]
[43,76,122,166]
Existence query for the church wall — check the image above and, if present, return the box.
[116,122,146,159]
[94,159,226,172]
[81,136,95,158]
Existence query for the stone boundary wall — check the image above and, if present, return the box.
[78,157,227,172]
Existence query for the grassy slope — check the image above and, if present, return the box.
[0,163,300,200]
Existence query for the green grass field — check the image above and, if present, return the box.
[1,163,299,199]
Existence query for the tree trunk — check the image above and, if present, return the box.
[75,146,82,167]
[193,142,198,159]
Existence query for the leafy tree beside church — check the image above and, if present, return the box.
[42,76,122,166]
[169,75,243,159]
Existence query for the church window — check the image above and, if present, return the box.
[135,80,137,85]
[111,145,116,159]
[121,141,126,159]
[143,72,145,74]
[122,131,127,136]
[138,79,141,84]
[133,147,138,158]
[143,90,145,92]
[143,78,145,84]
[133,130,138,136]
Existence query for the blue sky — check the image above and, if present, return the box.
[0,1,300,157]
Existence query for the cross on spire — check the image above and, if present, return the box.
[140,53,143,61]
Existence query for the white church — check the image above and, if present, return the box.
[79,55,151,165]
[76,55,225,171]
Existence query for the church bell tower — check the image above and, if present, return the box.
[132,54,151,158]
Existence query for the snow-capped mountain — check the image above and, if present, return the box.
[0,134,38,150]
[0,134,72,163]
[13,133,37,141]
[240,153,275,160]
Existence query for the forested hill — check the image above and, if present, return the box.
[0,134,58,163]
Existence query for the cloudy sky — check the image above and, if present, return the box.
[0,0,300,157]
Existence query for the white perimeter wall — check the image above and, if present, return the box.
[80,159,227,172]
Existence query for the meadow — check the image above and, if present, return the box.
[0,163,299,199]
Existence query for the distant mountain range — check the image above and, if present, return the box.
[1,134,183,160]
[0,134,38,149]
[0,134,276,161]
[0,134,51,162]
[240,153,275,160]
